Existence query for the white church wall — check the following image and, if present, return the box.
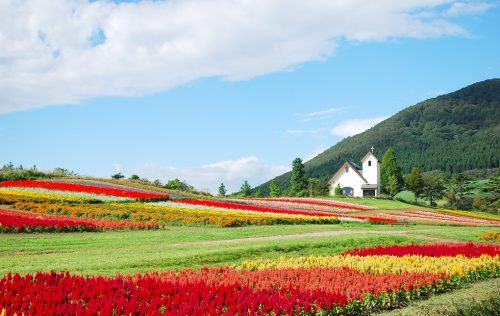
[330,169,365,197]
[361,158,379,185]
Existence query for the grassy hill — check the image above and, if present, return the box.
[258,79,500,192]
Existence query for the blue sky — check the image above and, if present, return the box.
[0,1,499,193]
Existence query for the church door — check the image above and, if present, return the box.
[363,189,375,197]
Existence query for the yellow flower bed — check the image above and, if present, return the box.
[0,189,90,203]
[439,209,500,222]
[238,254,500,277]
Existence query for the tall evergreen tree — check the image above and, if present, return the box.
[380,148,403,195]
[240,180,252,197]
[405,167,424,202]
[269,179,281,197]
[290,158,307,196]
[218,183,227,197]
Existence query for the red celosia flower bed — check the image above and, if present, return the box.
[0,180,169,200]
[0,208,158,232]
[0,267,445,315]
[343,242,500,258]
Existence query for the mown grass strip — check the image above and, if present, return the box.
[377,278,500,316]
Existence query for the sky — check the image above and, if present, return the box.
[0,0,499,194]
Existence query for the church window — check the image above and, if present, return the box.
[368,160,372,166]
[345,166,349,173]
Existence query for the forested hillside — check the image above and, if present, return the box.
[259,79,500,191]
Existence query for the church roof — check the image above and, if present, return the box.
[361,151,381,163]
[349,161,362,170]
[329,161,368,184]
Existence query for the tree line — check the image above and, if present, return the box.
[222,157,329,198]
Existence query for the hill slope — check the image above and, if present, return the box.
[259,79,500,192]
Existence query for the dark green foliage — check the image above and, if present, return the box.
[269,179,282,197]
[387,175,400,197]
[218,183,227,197]
[164,178,194,191]
[240,180,252,197]
[290,158,307,196]
[111,172,125,180]
[256,79,500,192]
[0,164,61,182]
[380,148,403,195]
[307,178,330,196]
[478,175,500,214]
[450,173,473,210]
[334,183,342,196]
[129,174,140,181]
[254,187,265,198]
[405,167,424,202]
[422,171,447,206]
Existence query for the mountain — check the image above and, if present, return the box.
[258,79,500,192]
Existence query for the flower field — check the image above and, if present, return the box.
[1,243,498,315]
[172,199,398,224]
[381,210,500,226]
[235,197,373,214]
[12,201,341,227]
[0,180,169,201]
[0,208,158,232]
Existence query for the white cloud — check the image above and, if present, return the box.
[330,116,388,137]
[445,2,492,16]
[299,107,344,121]
[0,0,470,113]
[129,157,290,194]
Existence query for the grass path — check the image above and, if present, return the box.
[171,229,458,247]
[1,223,496,276]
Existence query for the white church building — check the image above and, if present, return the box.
[329,148,381,197]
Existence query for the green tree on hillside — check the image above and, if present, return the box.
[255,188,265,198]
[218,183,227,197]
[454,173,472,210]
[405,167,424,202]
[111,172,124,180]
[269,179,282,197]
[387,175,400,197]
[240,180,252,197]
[422,171,446,206]
[291,158,307,196]
[164,178,194,191]
[380,148,403,196]
[129,174,140,181]
[307,178,330,196]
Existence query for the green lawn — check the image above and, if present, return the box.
[379,278,500,316]
[1,223,496,276]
